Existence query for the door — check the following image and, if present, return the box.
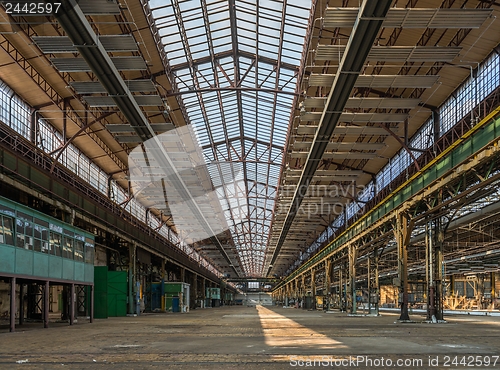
[107,271,127,317]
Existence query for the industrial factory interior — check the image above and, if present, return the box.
[0,0,500,368]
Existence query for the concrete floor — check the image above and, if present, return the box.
[1,306,500,369]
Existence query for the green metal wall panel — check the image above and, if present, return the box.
[32,169,50,189]
[15,249,33,275]
[0,245,15,273]
[34,253,49,277]
[94,266,108,319]
[107,270,127,317]
[17,161,30,179]
[3,152,16,171]
[475,128,491,149]
[53,183,65,198]
[165,283,182,293]
[85,264,94,282]
[62,259,74,281]
[48,256,63,279]
[74,262,85,282]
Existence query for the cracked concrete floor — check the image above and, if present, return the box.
[1,306,500,369]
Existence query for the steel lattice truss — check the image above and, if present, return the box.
[148,0,311,276]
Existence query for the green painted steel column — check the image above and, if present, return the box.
[434,217,445,321]
[396,212,411,321]
[374,248,380,315]
[368,257,371,315]
[491,272,496,308]
[349,244,357,315]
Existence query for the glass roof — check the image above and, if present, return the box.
[149,0,311,276]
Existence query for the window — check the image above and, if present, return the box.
[33,217,49,253]
[16,217,34,250]
[62,236,74,259]
[74,238,84,262]
[0,215,14,245]
[50,232,62,256]
[85,239,94,264]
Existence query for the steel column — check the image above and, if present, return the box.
[325,260,332,311]
[433,217,445,321]
[70,283,75,325]
[491,272,496,309]
[374,248,380,315]
[368,256,372,315]
[339,264,344,312]
[10,277,16,332]
[180,267,185,283]
[396,212,412,321]
[44,281,49,328]
[19,283,24,326]
[349,245,358,315]
[161,259,166,312]
[311,269,316,307]
[90,284,94,323]
[202,279,206,307]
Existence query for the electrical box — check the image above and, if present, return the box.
[164,282,190,313]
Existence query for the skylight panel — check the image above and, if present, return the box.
[148,0,312,276]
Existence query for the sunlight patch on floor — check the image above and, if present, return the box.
[256,305,347,349]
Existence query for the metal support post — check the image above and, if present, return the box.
[70,283,75,325]
[374,248,380,315]
[90,285,94,323]
[396,211,412,321]
[161,259,166,312]
[311,269,316,309]
[368,257,372,315]
[326,260,331,311]
[201,279,206,308]
[193,274,198,309]
[301,274,305,309]
[180,267,185,283]
[491,272,496,309]
[339,264,344,312]
[478,275,485,310]
[44,281,49,328]
[426,222,434,320]
[19,283,24,326]
[349,244,358,314]
[10,277,16,332]
[434,218,445,321]
[450,275,455,297]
